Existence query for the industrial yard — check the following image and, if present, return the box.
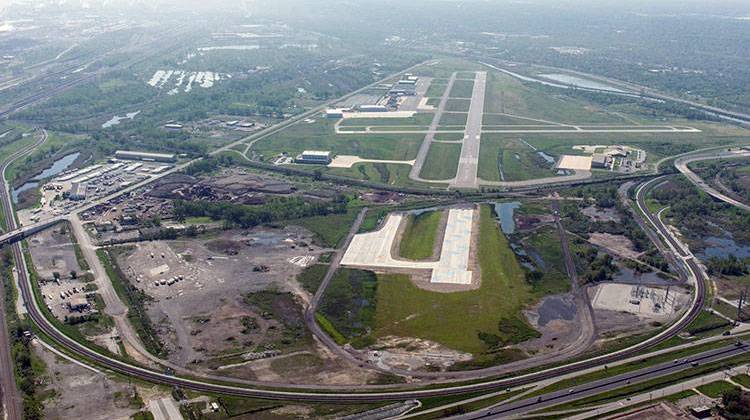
[17,150,176,226]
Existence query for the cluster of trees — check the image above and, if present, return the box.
[183,155,237,176]
[317,268,377,348]
[562,191,651,252]
[563,89,722,121]
[1,250,44,419]
[706,255,749,277]
[721,167,750,204]
[576,247,617,284]
[652,177,750,243]
[479,317,542,349]
[721,389,750,420]
[173,195,348,229]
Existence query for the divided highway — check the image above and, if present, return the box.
[674,149,750,212]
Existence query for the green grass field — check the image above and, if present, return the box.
[339,113,435,127]
[524,226,571,297]
[398,210,442,260]
[327,162,445,189]
[478,136,557,182]
[445,99,471,112]
[697,380,739,398]
[482,114,556,125]
[420,143,461,180]
[254,119,425,161]
[290,208,361,248]
[450,79,475,99]
[482,72,628,124]
[426,82,448,98]
[370,205,538,355]
[433,133,464,142]
[439,113,468,126]
[732,374,750,388]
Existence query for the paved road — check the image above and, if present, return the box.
[452,72,487,189]
[456,341,750,419]
[410,72,457,182]
[674,150,750,212]
[0,129,48,420]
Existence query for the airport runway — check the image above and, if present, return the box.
[451,71,486,189]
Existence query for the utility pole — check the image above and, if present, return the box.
[737,287,748,325]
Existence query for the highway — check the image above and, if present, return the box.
[456,341,750,419]
[674,149,750,212]
[0,129,49,420]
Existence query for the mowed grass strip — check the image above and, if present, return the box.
[253,119,424,161]
[439,112,468,126]
[445,99,471,112]
[697,380,739,398]
[398,211,442,260]
[373,205,536,354]
[450,79,475,98]
[420,142,461,180]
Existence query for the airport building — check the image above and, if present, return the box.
[325,109,345,118]
[115,150,176,163]
[591,154,609,168]
[358,104,388,112]
[69,182,88,201]
[295,150,332,165]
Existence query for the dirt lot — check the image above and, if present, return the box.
[27,226,105,332]
[27,225,84,281]
[112,226,382,384]
[520,294,581,356]
[589,232,641,259]
[34,340,143,420]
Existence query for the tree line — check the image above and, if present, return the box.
[173,195,348,228]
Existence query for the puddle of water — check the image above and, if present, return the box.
[698,236,750,259]
[611,264,670,285]
[12,152,80,203]
[494,202,521,234]
[34,152,79,180]
[537,151,555,165]
[538,73,625,93]
[102,110,141,128]
[12,181,38,203]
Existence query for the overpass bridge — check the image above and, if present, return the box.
[0,217,63,248]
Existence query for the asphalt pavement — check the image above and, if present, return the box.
[456,341,750,419]
[451,71,486,189]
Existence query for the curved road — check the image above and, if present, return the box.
[0,129,48,420]
[457,176,712,418]
[674,149,750,212]
[0,149,710,405]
